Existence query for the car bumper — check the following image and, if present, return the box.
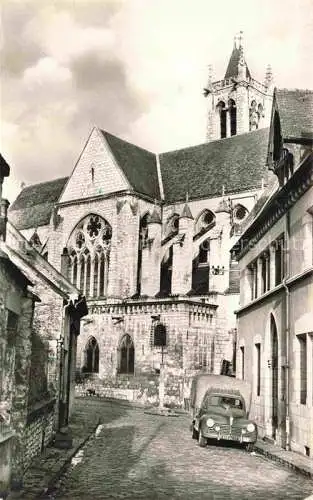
[202,431,257,443]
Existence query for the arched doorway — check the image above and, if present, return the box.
[119,335,135,374]
[83,336,99,373]
[270,315,279,439]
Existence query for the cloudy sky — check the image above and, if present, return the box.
[1,0,313,201]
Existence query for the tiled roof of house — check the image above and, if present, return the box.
[159,128,270,203]
[101,131,160,200]
[9,177,68,230]
[276,89,313,139]
[224,46,251,80]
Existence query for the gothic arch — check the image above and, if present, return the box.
[160,245,173,296]
[165,213,179,238]
[228,99,237,136]
[273,111,282,162]
[82,336,99,373]
[216,101,226,138]
[194,209,216,237]
[263,311,281,439]
[249,100,262,131]
[137,212,150,294]
[66,214,112,298]
[118,334,135,374]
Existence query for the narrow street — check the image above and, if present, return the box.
[52,400,313,500]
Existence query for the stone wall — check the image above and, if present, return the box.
[24,405,55,469]
[76,299,220,379]
[75,371,196,408]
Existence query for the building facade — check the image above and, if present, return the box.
[232,89,313,455]
[8,37,274,407]
[0,156,87,496]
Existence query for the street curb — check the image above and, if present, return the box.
[30,417,101,499]
[253,444,313,480]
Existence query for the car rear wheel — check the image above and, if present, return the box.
[198,429,207,447]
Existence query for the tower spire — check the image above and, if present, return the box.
[238,30,244,48]
[264,64,274,87]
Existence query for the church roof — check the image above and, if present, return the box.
[9,128,270,229]
[159,128,270,203]
[101,131,160,200]
[276,89,313,140]
[9,177,68,230]
[224,45,251,80]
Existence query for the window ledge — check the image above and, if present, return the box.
[237,266,313,314]
[285,266,313,287]
[236,284,284,313]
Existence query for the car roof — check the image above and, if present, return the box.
[205,388,243,397]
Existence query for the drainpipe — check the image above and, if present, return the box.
[282,209,291,451]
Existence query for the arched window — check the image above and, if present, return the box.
[273,111,282,162]
[249,100,261,131]
[217,101,226,138]
[82,337,99,373]
[137,213,149,294]
[165,214,179,238]
[160,245,173,296]
[199,238,210,264]
[67,214,112,298]
[192,238,210,294]
[118,335,134,374]
[194,209,215,238]
[228,99,237,136]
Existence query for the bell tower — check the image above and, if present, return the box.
[204,32,274,142]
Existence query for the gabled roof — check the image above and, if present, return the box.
[101,131,160,200]
[276,89,313,140]
[9,177,68,230]
[159,128,270,203]
[224,46,251,80]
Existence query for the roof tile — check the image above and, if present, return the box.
[276,89,313,139]
[101,131,159,200]
[9,177,68,230]
[159,128,270,203]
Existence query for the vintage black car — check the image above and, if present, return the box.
[190,375,257,451]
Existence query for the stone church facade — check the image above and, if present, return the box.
[9,37,274,406]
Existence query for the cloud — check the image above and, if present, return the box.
[0,0,312,201]
[23,57,72,86]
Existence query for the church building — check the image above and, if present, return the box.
[8,35,274,406]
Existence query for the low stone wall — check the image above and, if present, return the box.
[24,401,55,469]
[75,372,194,408]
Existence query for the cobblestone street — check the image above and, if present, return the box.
[51,400,313,500]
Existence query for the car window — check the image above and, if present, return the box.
[202,395,244,409]
[220,397,243,409]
